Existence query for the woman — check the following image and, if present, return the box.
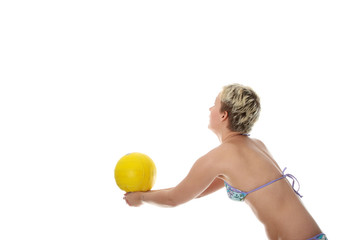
[124,84,326,240]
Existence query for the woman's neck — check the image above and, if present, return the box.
[219,131,248,143]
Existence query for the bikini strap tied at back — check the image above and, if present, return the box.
[246,167,303,198]
[282,167,303,198]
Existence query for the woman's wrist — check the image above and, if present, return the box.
[141,192,145,202]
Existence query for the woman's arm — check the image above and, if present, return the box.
[196,177,224,198]
[124,148,222,207]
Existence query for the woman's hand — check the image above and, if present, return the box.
[123,192,143,207]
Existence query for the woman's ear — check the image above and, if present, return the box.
[221,111,228,121]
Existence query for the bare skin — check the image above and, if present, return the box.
[124,93,322,240]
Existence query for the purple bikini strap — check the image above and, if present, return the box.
[246,175,286,194]
[282,167,303,198]
[246,168,303,198]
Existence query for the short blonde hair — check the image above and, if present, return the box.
[220,84,261,134]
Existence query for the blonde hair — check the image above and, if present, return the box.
[220,84,261,134]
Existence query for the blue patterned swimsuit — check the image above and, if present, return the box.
[224,167,303,201]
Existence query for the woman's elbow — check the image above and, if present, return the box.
[166,195,181,207]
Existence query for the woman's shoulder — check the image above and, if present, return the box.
[251,138,267,148]
[251,138,273,154]
[205,142,244,162]
[199,144,232,163]
[203,137,267,162]
[220,137,270,161]
[209,142,238,154]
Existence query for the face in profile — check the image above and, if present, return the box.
[208,93,224,132]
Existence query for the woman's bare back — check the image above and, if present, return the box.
[217,136,322,240]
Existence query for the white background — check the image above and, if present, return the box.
[1,1,359,239]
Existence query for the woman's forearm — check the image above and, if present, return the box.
[125,153,221,207]
[141,188,177,207]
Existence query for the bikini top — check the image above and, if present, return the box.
[224,167,303,201]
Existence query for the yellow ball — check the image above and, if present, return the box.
[114,152,157,192]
